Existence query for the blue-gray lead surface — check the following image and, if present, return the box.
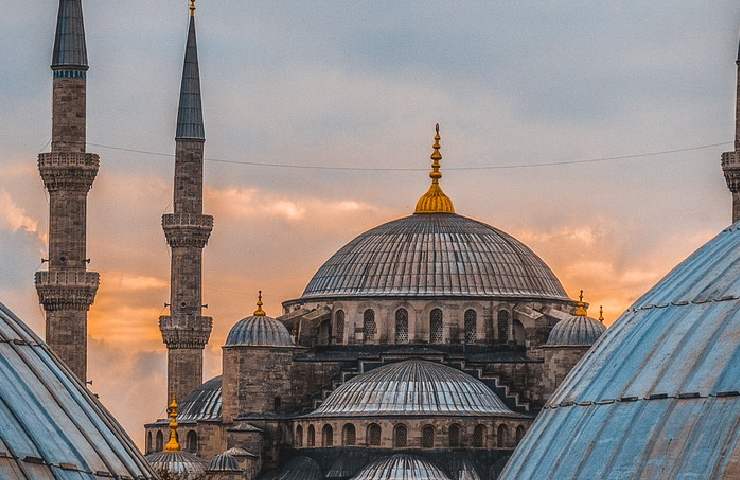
[0,302,156,479]
[52,0,88,69]
[226,315,295,347]
[500,223,740,480]
[176,15,205,140]
[301,213,568,301]
[352,454,451,480]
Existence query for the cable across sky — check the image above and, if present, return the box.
[86,140,732,173]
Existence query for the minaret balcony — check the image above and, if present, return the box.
[159,314,213,349]
[34,271,99,311]
[722,151,740,192]
[162,213,213,248]
[37,152,100,192]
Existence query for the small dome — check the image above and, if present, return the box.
[145,451,207,476]
[226,315,294,347]
[208,452,240,472]
[353,454,451,480]
[546,314,605,346]
[309,360,515,417]
[224,446,258,458]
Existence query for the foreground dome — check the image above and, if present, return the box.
[145,451,207,476]
[0,302,157,479]
[309,360,515,417]
[353,454,451,480]
[501,223,740,479]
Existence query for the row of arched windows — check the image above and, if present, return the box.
[295,423,526,448]
[333,308,497,344]
[145,430,198,454]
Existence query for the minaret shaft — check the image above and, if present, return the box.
[159,10,212,404]
[36,0,99,383]
[722,55,740,223]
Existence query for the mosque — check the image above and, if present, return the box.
[0,1,737,480]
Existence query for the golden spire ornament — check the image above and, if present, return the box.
[254,291,266,316]
[415,123,456,214]
[189,0,196,16]
[574,290,588,317]
[164,398,181,452]
[599,305,605,323]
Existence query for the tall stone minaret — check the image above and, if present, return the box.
[35,0,100,383]
[159,0,213,403]
[722,39,740,223]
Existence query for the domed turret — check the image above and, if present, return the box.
[207,451,240,472]
[226,292,294,347]
[353,454,451,480]
[546,291,606,347]
[145,399,207,476]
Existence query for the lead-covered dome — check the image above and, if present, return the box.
[145,451,207,476]
[309,360,515,417]
[353,454,451,480]
[501,223,740,479]
[546,302,606,346]
[300,213,567,301]
[226,315,294,347]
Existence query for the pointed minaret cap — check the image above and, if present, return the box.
[52,0,89,70]
[176,0,205,141]
[164,398,181,452]
[415,124,456,214]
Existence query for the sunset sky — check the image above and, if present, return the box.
[1,1,739,448]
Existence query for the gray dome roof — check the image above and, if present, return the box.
[0,302,157,479]
[178,375,222,422]
[300,213,568,301]
[353,454,451,480]
[208,452,240,472]
[145,451,207,476]
[546,314,606,346]
[226,314,294,347]
[309,360,515,418]
[501,223,740,479]
[275,456,322,480]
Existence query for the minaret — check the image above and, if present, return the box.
[722,39,740,223]
[159,0,213,403]
[35,0,100,383]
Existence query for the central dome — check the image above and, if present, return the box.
[309,360,515,417]
[300,213,567,301]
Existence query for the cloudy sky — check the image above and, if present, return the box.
[1,0,738,448]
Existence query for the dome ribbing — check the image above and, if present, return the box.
[352,454,451,480]
[226,315,294,347]
[546,315,605,346]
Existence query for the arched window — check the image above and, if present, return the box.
[155,431,164,452]
[464,309,477,344]
[342,424,356,446]
[497,424,509,448]
[146,431,153,454]
[448,424,461,447]
[307,425,316,447]
[296,425,304,447]
[363,309,376,343]
[473,424,486,448]
[430,309,443,344]
[394,309,409,344]
[322,424,334,447]
[422,425,435,448]
[515,425,526,443]
[334,310,344,344]
[393,424,408,447]
[319,318,332,345]
[367,423,382,446]
[186,430,197,454]
[497,310,510,342]
[274,396,282,412]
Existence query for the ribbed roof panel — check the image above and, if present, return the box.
[226,316,295,347]
[145,451,206,476]
[178,375,222,422]
[353,455,451,480]
[208,452,240,472]
[300,213,567,301]
[52,0,88,69]
[500,223,740,479]
[546,315,606,346]
[0,302,156,479]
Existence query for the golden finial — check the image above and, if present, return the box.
[189,0,196,16]
[164,398,181,452]
[254,291,266,316]
[414,123,455,214]
[599,305,604,323]
[575,290,588,317]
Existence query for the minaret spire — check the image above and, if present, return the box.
[722,36,740,223]
[35,0,100,383]
[159,1,213,403]
[415,123,456,214]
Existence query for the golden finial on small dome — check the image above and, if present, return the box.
[189,0,196,17]
[574,290,588,317]
[414,123,455,214]
[254,291,266,316]
[599,305,604,323]
[164,398,181,452]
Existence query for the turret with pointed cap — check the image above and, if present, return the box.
[52,0,88,71]
[159,0,213,404]
[721,36,740,223]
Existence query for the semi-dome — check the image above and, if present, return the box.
[226,294,294,347]
[208,451,240,472]
[0,301,157,479]
[298,126,567,303]
[309,360,515,417]
[145,451,207,476]
[546,296,606,347]
[178,375,222,422]
[274,456,322,480]
[352,454,451,480]
[501,223,740,479]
